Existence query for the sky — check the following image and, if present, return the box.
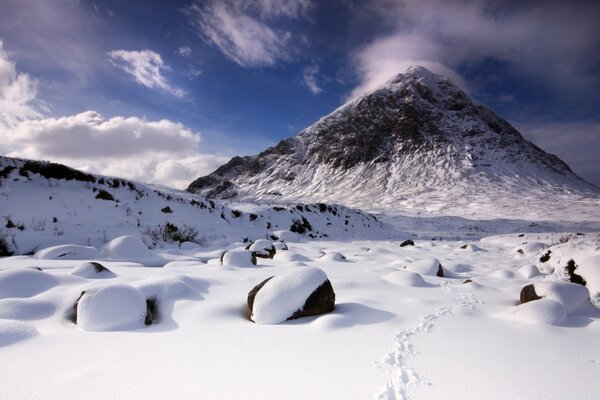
[0,0,598,188]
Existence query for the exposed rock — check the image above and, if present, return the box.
[400,240,415,247]
[520,284,541,304]
[245,239,276,259]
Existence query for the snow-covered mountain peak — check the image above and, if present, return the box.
[187,67,599,220]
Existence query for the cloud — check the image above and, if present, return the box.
[303,64,322,94]
[0,40,43,129]
[350,0,600,99]
[517,121,600,188]
[1,111,229,188]
[108,49,186,98]
[177,47,192,58]
[183,0,312,68]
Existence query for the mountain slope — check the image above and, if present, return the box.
[187,66,599,220]
[0,156,386,255]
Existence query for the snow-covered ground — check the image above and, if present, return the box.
[1,231,599,399]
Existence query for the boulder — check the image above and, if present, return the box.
[405,258,444,277]
[245,239,276,259]
[73,284,151,331]
[248,267,335,324]
[519,281,590,313]
[399,240,415,247]
[220,249,257,267]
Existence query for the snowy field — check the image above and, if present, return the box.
[1,230,599,400]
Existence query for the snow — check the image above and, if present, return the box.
[220,248,256,267]
[34,244,101,260]
[102,235,166,267]
[504,299,567,325]
[404,258,443,276]
[0,269,57,298]
[75,284,148,331]
[531,281,590,313]
[250,267,329,324]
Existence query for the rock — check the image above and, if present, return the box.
[248,267,335,324]
[400,240,415,247]
[220,249,257,267]
[34,244,100,260]
[245,239,276,259]
[73,284,151,331]
[520,284,541,304]
[272,242,288,251]
[405,258,444,277]
[520,281,590,313]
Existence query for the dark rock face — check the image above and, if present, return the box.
[400,240,415,247]
[565,259,587,286]
[247,277,273,312]
[437,263,444,277]
[520,284,542,304]
[89,262,110,274]
[539,250,552,263]
[244,241,276,259]
[247,278,335,322]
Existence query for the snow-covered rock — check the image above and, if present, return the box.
[518,264,542,279]
[520,281,590,313]
[318,252,348,262]
[577,254,600,295]
[0,269,57,299]
[246,239,276,259]
[404,258,444,277]
[34,244,100,260]
[69,262,116,279]
[75,284,149,331]
[248,267,335,324]
[383,270,429,287]
[220,249,257,267]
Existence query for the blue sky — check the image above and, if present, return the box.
[0,0,598,188]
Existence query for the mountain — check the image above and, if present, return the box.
[0,156,386,255]
[187,66,599,220]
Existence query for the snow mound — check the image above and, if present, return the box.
[318,252,348,262]
[34,244,100,260]
[220,249,256,267]
[163,260,203,268]
[519,264,541,279]
[69,262,116,279]
[0,319,39,346]
[271,230,298,242]
[506,299,567,326]
[383,271,429,287]
[532,281,590,313]
[76,284,148,331]
[0,269,57,299]
[251,267,330,324]
[404,258,443,277]
[461,244,485,252]
[179,241,201,250]
[0,299,55,320]
[136,275,204,301]
[578,254,600,295]
[272,242,288,251]
[102,236,165,267]
[273,251,311,263]
[490,269,516,279]
[513,242,547,255]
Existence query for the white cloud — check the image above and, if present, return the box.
[1,111,229,188]
[303,64,322,94]
[351,0,600,99]
[0,40,43,129]
[108,49,186,98]
[177,46,192,58]
[183,0,313,68]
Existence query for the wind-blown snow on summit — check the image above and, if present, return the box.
[188,66,599,220]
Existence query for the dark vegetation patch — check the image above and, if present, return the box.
[249,213,258,221]
[144,222,199,245]
[231,210,241,218]
[161,206,173,213]
[565,259,587,286]
[290,217,312,234]
[21,160,96,182]
[539,250,552,263]
[95,189,115,201]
